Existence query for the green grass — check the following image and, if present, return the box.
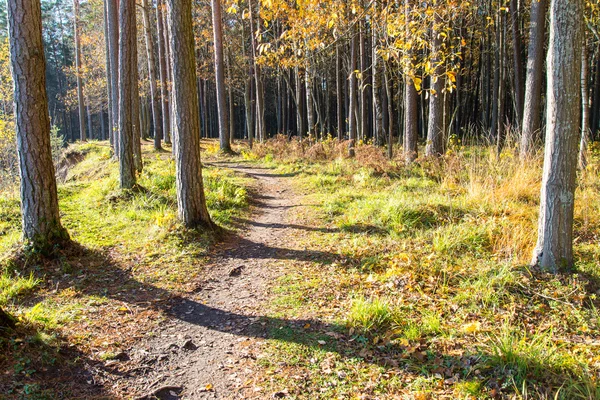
[0,271,39,307]
[0,140,253,397]
[248,140,600,399]
[346,296,396,336]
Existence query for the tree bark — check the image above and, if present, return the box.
[242,21,254,147]
[211,0,231,153]
[359,20,367,142]
[73,0,87,141]
[142,0,163,151]
[118,0,138,189]
[510,0,524,127]
[520,0,548,159]
[336,43,343,140]
[306,63,316,137]
[156,0,171,146]
[105,0,119,156]
[166,0,214,229]
[531,0,583,272]
[580,35,590,170]
[248,0,265,142]
[372,4,384,148]
[294,67,305,138]
[403,0,418,163]
[426,13,445,157]
[227,51,235,142]
[162,3,173,145]
[8,0,69,249]
[348,29,358,157]
[102,0,113,145]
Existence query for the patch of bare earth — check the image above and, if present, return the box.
[105,164,313,399]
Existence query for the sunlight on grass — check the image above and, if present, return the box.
[254,139,600,399]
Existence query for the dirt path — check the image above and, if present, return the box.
[120,164,301,399]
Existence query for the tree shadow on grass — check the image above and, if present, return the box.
[5,239,595,399]
[0,317,116,399]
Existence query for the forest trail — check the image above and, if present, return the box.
[121,163,305,399]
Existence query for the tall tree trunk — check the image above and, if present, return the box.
[156,0,171,146]
[245,75,254,147]
[211,0,231,153]
[491,9,501,144]
[162,4,173,145]
[8,0,69,249]
[496,11,506,155]
[102,0,113,145]
[73,0,87,141]
[403,0,418,163]
[348,29,358,157]
[591,46,600,138]
[166,0,214,229]
[580,36,590,170]
[384,60,393,159]
[242,20,254,148]
[142,0,163,150]
[295,67,305,138]
[426,13,445,157]
[118,0,138,189]
[227,51,235,142]
[306,62,316,137]
[510,0,524,128]
[520,0,548,159]
[248,0,265,142]
[105,0,119,156]
[359,20,368,141]
[372,18,383,147]
[531,0,583,272]
[336,43,343,140]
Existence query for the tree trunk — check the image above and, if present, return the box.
[162,4,173,145]
[306,63,316,137]
[118,0,138,189]
[102,0,113,145]
[520,0,548,159]
[211,0,231,153]
[242,20,254,147]
[404,0,418,163]
[531,0,583,272]
[8,0,69,250]
[166,0,214,229]
[156,0,171,146]
[295,67,305,138]
[384,60,393,159]
[336,43,343,140]
[372,17,383,147]
[359,20,368,141]
[142,0,163,151]
[510,0,524,128]
[348,29,358,157]
[73,0,87,141]
[227,51,235,142]
[105,0,119,156]
[580,36,590,170]
[491,9,501,144]
[248,0,265,143]
[496,11,506,155]
[426,13,445,157]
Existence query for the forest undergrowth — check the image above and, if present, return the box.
[0,137,599,399]
[245,136,600,400]
[0,140,251,398]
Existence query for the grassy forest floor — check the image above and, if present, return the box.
[0,138,599,399]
